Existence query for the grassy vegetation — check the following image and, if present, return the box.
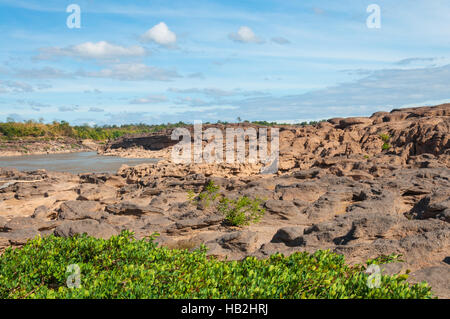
[218,196,266,226]
[380,133,391,151]
[188,181,266,226]
[0,231,433,299]
[187,180,221,209]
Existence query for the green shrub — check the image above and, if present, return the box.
[380,133,390,142]
[382,142,391,151]
[218,196,266,226]
[379,133,391,151]
[188,182,265,226]
[0,231,433,299]
[188,181,220,208]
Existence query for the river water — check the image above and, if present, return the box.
[0,152,158,174]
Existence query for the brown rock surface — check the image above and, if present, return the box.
[0,104,449,297]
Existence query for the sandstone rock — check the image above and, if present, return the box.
[275,182,324,201]
[54,220,119,239]
[14,182,53,199]
[438,209,450,223]
[1,228,40,246]
[264,200,300,219]
[105,202,165,216]
[59,200,104,221]
[210,230,260,253]
[408,266,450,299]
[0,216,7,231]
[31,205,49,219]
[3,217,58,232]
[412,189,450,221]
[338,117,372,129]
[271,226,304,246]
[175,214,223,230]
[292,169,320,179]
[77,183,117,201]
[345,214,399,242]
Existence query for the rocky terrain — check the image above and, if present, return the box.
[0,104,449,297]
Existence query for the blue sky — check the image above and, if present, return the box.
[1,0,450,125]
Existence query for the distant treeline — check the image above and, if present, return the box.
[0,120,188,141]
[0,119,326,141]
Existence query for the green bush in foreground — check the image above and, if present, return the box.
[218,196,266,226]
[0,231,433,299]
[187,181,266,226]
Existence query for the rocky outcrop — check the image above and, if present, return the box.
[0,104,449,297]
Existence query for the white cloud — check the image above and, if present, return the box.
[169,87,235,97]
[36,41,148,60]
[174,96,209,106]
[141,22,177,47]
[88,107,104,112]
[394,57,438,66]
[168,87,268,98]
[84,89,102,94]
[229,26,264,44]
[228,64,450,120]
[12,67,73,79]
[130,95,167,104]
[16,99,51,109]
[0,80,34,93]
[8,63,179,82]
[58,106,79,112]
[81,63,180,81]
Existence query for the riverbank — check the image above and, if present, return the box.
[0,137,99,157]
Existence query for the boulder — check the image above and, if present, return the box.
[1,228,40,246]
[338,117,372,129]
[271,226,305,246]
[59,200,105,221]
[211,230,260,253]
[408,266,450,299]
[77,183,117,201]
[54,220,119,239]
[31,205,49,219]
[105,202,165,216]
[264,200,299,219]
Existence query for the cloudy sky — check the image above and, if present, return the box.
[0,0,450,125]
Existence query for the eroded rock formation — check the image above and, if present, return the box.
[0,104,449,297]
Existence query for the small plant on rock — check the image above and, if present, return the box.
[380,133,391,151]
[187,182,266,227]
[217,196,265,226]
[187,180,220,208]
